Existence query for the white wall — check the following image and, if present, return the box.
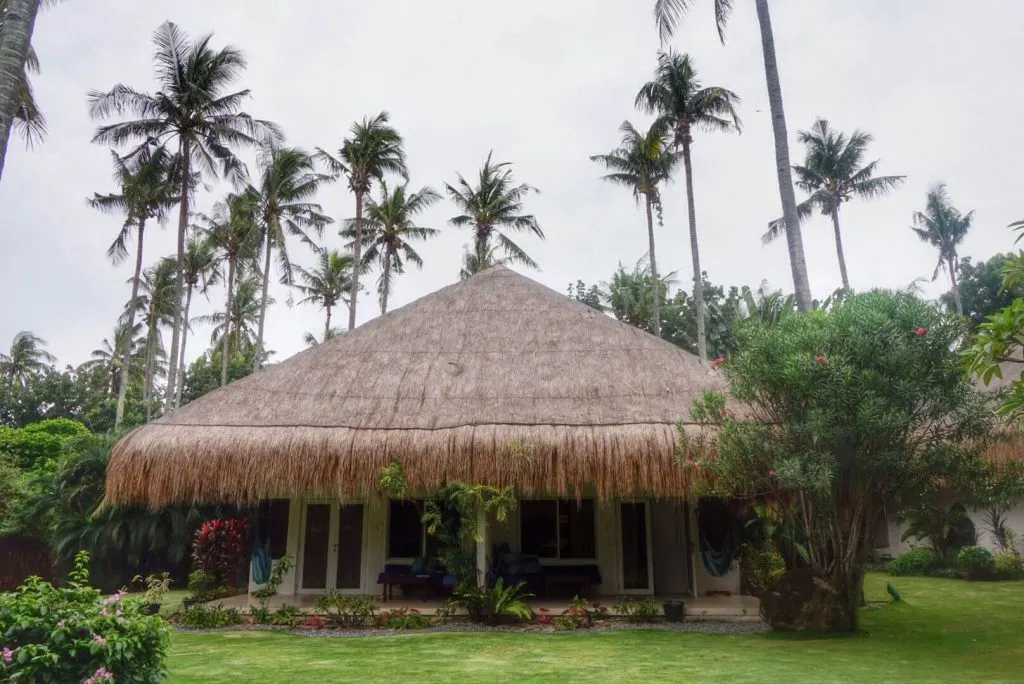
[881,502,1024,558]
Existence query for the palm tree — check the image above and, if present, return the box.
[89,145,178,427]
[591,120,681,337]
[654,0,812,311]
[343,181,440,314]
[303,328,342,347]
[458,243,512,281]
[763,119,905,291]
[89,21,282,411]
[0,330,55,385]
[124,258,178,421]
[79,322,143,395]
[911,184,973,317]
[173,231,219,408]
[196,192,259,386]
[249,146,332,372]
[445,152,544,271]
[604,258,679,333]
[317,112,407,331]
[198,275,265,356]
[636,49,740,360]
[294,248,354,339]
[0,0,42,181]
[8,39,44,147]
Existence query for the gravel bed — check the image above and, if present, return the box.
[175,620,767,638]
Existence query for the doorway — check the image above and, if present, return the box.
[298,501,366,594]
[619,501,654,593]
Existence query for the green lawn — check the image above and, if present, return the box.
[167,574,1024,683]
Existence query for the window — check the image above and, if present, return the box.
[257,499,291,559]
[520,499,595,559]
[387,500,444,559]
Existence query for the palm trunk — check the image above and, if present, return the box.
[324,304,332,340]
[755,0,812,313]
[644,194,661,338]
[681,137,706,360]
[348,191,364,331]
[174,285,193,408]
[220,256,235,386]
[380,254,392,315]
[144,325,156,423]
[829,207,850,292]
[0,0,40,184]
[164,144,190,410]
[114,219,146,429]
[254,227,273,372]
[948,256,963,316]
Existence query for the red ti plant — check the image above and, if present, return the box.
[192,518,250,587]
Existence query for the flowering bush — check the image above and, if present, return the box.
[192,517,250,587]
[0,550,169,683]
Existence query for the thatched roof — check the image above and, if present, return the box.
[107,266,725,506]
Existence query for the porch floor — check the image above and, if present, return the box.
[213,592,761,622]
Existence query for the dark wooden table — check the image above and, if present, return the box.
[381,575,433,602]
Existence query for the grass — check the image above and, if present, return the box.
[167,573,1024,683]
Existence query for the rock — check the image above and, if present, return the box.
[758,568,854,631]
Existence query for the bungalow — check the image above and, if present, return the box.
[105,266,743,601]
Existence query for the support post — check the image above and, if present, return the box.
[476,506,489,588]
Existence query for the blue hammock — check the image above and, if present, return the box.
[699,526,736,577]
[250,517,271,585]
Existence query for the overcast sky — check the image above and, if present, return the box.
[1,0,1021,367]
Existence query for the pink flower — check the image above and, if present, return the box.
[914,327,927,336]
[2,647,14,665]
[56,620,66,628]
[84,667,114,684]
[709,357,727,369]
[91,633,106,647]
[768,470,776,477]
[815,355,827,363]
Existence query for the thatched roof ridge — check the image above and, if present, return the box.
[107,266,725,505]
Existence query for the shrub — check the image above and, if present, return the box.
[552,596,608,630]
[958,546,997,580]
[434,598,457,625]
[994,552,1024,579]
[454,579,532,625]
[0,551,169,683]
[889,548,940,576]
[270,604,303,627]
[186,568,217,602]
[250,605,272,625]
[251,554,295,603]
[178,604,244,629]
[377,607,430,629]
[925,567,964,580]
[613,596,659,623]
[739,544,786,595]
[133,572,171,606]
[314,591,379,628]
[192,518,250,587]
[302,614,326,629]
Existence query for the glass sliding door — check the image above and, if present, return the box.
[620,502,652,593]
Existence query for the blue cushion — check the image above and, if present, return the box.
[410,557,427,575]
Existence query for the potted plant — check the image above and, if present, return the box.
[662,599,685,623]
[133,572,171,616]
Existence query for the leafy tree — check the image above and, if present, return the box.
[654,0,812,311]
[181,347,255,405]
[249,146,332,371]
[0,418,89,470]
[763,120,904,291]
[89,21,281,410]
[343,181,440,314]
[90,145,179,428]
[446,152,544,271]
[0,0,42,181]
[196,191,260,386]
[318,112,408,330]
[636,49,740,359]
[294,248,354,339]
[940,254,1020,329]
[1,331,55,386]
[591,120,681,337]
[911,184,974,316]
[684,291,992,629]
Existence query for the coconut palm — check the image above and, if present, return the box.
[294,248,355,339]
[635,49,740,360]
[8,40,44,147]
[89,145,178,427]
[173,231,220,408]
[0,0,42,181]
[122,258,177,421]
[198,275,265,356]
[590,120,681,337]
[763,119,905,291]
[89,21,282,410]
[0,330,55,385]
[445,152,544,272]
[604,258,679,333]
[343,181,440,314]
[196,191,260,386]
[458,243,512,281]
[317,112,407,331]
[654,0,812,311]
[303,328,343,347]
[79,322,143,395]
[248,146,332,372]
[911,184,973,317]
